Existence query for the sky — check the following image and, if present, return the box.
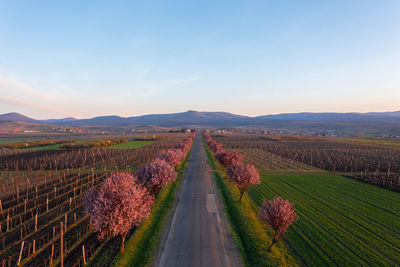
[0,0,400,119]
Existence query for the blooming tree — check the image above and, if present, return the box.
[259,197,297,251]
[209,141,223,153]
[215,150,244,168]
[156,149,185,167]
[227,163,260,202]
[136,158,177,195]
[83,172,154,252]
[203,132,223,153]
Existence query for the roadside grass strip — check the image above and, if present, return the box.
[249,173,400,266]
[203,139,299,267]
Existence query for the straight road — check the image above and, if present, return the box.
[155,133,243,267]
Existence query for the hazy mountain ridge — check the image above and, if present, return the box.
[1,110,400,135]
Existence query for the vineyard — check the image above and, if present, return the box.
[213,134,400,191]
[0,133,191,266]
[212,133,400,266]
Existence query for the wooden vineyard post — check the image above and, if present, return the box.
[17,241,24,265]
[50,244,54,265]
[35,214,38,232]
[33,240,35,254]
[60,222,64,267]
[46,197,49,212]
[69,197,72,210]
[65,214,67,231]
[6,214,9,232]
[82,245,86,265]
[0,200,2,213]
[24,199,27,215]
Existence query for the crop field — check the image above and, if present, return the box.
[107,140,153,149]
[249,173,400,266]
[213,134,400,191]
[212,133,400,266]
[0,133,189,266]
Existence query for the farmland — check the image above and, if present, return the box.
[0,133,191,266]
[1,130,400,266]
[107,140,153,149]
[212,133,400,266]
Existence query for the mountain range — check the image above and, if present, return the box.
[1,110,400,135]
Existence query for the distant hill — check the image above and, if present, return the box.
[1,110,400,135]
[43,117,78,124]
[255,111,400,122]
[53,110,250,127]
[0,112,38,123]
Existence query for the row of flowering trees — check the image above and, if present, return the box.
[84,132,197,252]
[203,131,296,251]
[204,131,260,202]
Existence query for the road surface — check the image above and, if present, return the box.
[154,134,243,267]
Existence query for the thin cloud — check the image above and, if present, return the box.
[0,74,70,117]
[0,95,62,114]
[0,74,51,101]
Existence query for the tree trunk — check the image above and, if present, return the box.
[238,187,245,202]
[239,191,244,202]
[121,233,127,253]
[268,230,280,252]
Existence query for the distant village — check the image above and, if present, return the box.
[203,128,400,139]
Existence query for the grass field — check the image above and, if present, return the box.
[0,139,24,144]
[29,143,66,150]
[249,173,400,266]
[25,140,152,150]
[107,140,153,149]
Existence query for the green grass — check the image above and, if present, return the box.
[29,143,66,150]
[109,147,192,267]
[107,140,153,149]
[248,173,400,266]
[0,139,24,144]
[203,139,299,267]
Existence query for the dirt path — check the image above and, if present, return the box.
[153,134,243,267]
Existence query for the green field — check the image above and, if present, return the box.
[29,143,66,150]
[249,173,400,266]
[0,139,24,144]
[107,140,153,149]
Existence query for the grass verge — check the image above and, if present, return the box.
[203,137,299,267]
[109,146,192,267]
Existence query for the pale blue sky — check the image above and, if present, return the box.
[0,0,399,119]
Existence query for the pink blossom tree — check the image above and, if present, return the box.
[83,172,154,252]
[156,149,185,168]
[226,163,260,202]
[136,158,177,195]
[259,197,297,251]
[208,141,223,153]
[215,150,244,168]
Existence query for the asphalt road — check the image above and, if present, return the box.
[155,134,243,267]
